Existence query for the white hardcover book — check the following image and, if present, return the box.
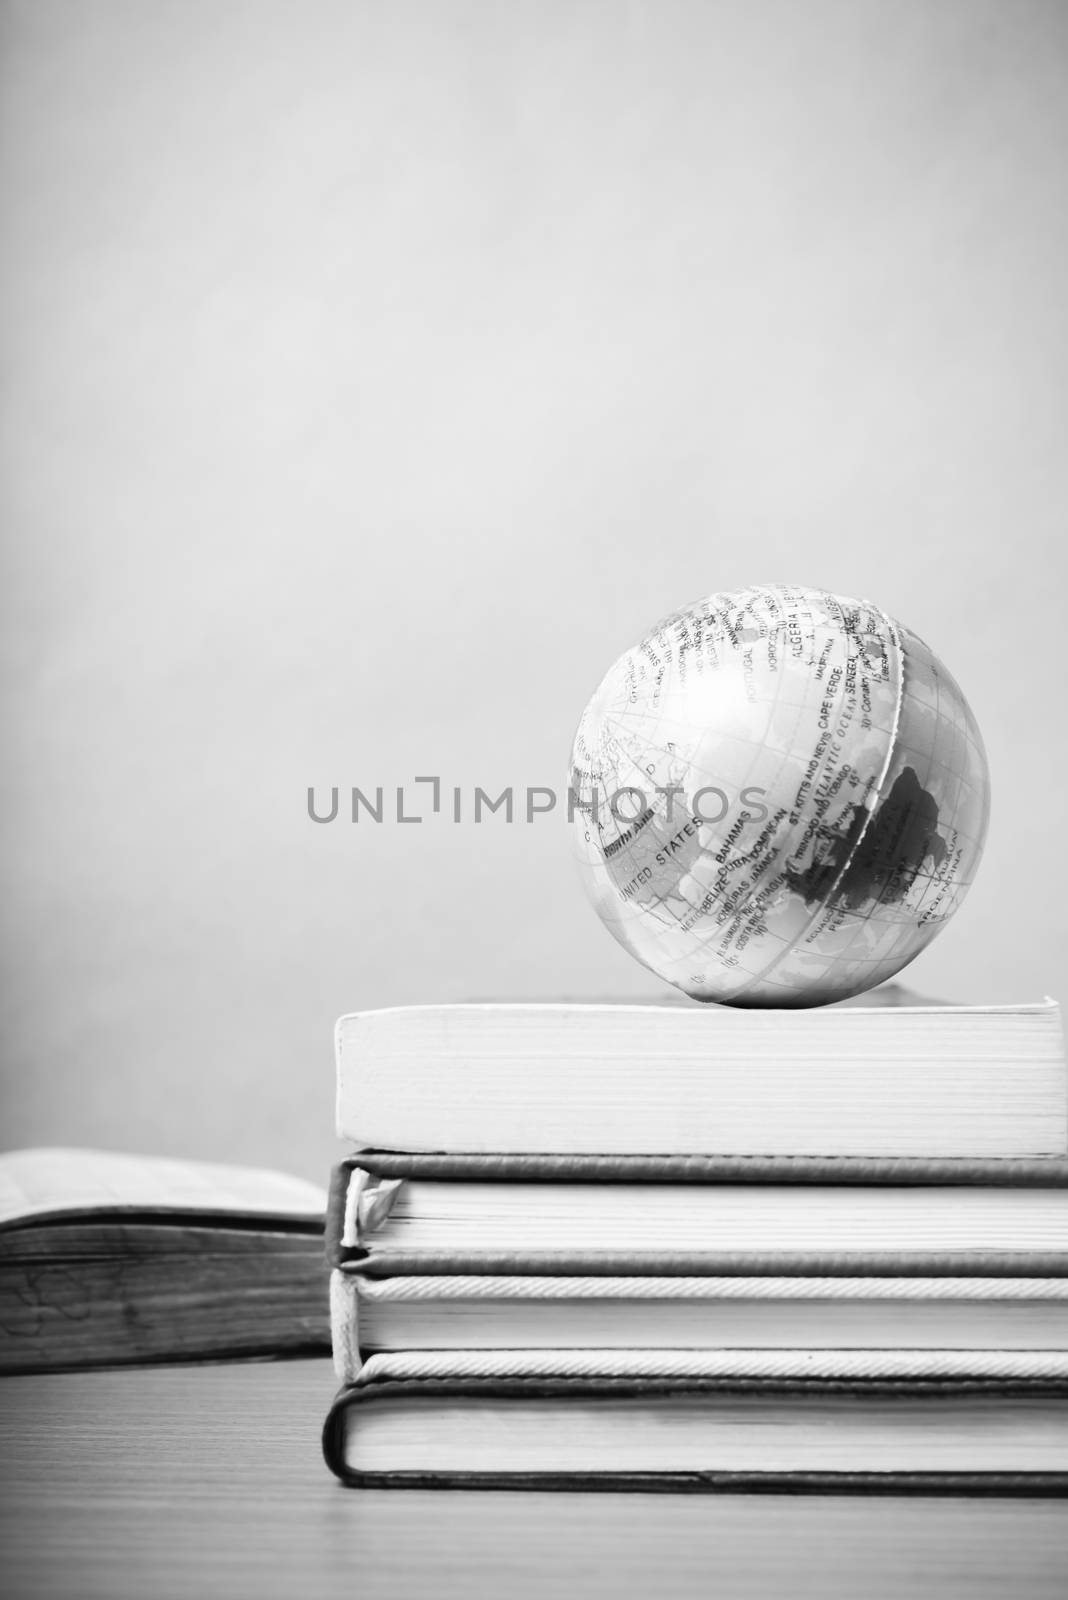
[338,1178,1068,1265]
[335,1000,1066,1157]
[329,1271,1068,1383]
[328,1363,1068,1480]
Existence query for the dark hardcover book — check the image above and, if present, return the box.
[322,1373,1068,1492]
[0,1148,330,1372]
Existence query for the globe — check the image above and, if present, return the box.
[570,585,990,1007]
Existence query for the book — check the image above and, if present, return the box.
[0,1148,330,1372]
[321,1367,1068,1489]
[348,1349,1068,1381]
[328,1172,1068,1276]
[326,1152,1068,1272]
[329,1271,1068,1381]
[332,1150,1068,1186]
[335,1000,1066,1157]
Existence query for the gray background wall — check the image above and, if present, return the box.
[2,0,1065,1183]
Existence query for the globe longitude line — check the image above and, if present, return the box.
[807,724,947,966]
[706,652,883,990]
[903,661,985,918]
[714,600,910,999]
[595,648,802,947]
[579,718,710,948]
[584,717,751,962]
[598,605,848,990]
[593,603,833,994]
[598,714,782,816]
[599,625,817,815]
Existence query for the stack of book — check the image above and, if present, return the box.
[322,998,1068,1490]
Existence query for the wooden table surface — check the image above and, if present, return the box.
[2,1357,1067,1599]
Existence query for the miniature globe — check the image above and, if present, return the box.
[570,585,990,1007]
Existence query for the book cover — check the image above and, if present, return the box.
[325,1158,1068,1277]
[322,1371,1068,1492]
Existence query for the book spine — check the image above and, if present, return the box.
[336,1247,1068,1278]
[324,1164,352,1268]
[330,1268,361,1382]
[343,1152,1068,1185]
[326,1463,1068,1495]
[356,1347,1068,1383]
[325,1166,408,1267]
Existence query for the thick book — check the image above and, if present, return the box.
[0,1148,330,1372]
[335,1001,1066,1157]
[330,1270,1068,1383]
[327,1162,1068,1277]
[322,1364,1068,1490]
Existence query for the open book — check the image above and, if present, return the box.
[0,1148,329,1372]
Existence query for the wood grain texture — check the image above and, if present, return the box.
[1,1358,1067,1600]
